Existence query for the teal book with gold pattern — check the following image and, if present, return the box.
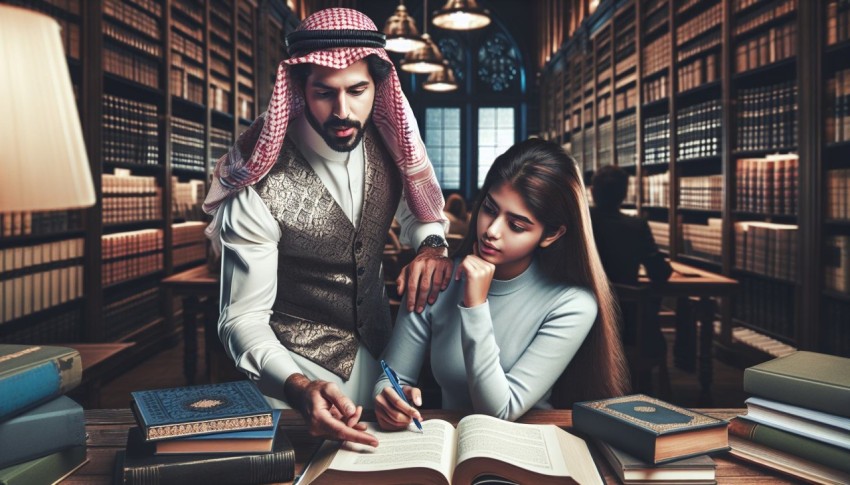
[573,394,729,464]
[131,381,274,441]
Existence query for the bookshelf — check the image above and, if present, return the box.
[539,0,850,358]
[0,0,299,365]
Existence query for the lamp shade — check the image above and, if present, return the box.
[383,3,426,53]
[432,0,491,30]
[0,6,95,212]
[423,62,458,92]
[400,34,445,74]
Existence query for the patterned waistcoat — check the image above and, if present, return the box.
[253,127,402,380]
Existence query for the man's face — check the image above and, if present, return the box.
[302,60,376,152]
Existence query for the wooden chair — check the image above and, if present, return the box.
[612,282,672,400]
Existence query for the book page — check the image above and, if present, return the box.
[455,415,569,477]
[327,420,456,479]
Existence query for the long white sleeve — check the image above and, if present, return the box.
[217,187,302,400]
[394,194,448,248]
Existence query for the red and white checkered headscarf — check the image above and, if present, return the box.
[203,8,445,244]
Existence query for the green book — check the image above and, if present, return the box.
[573,394,729,464]
[0,445,87,485]
[730,417,850,473]
[743,351,850,418]
[0,345,82,422]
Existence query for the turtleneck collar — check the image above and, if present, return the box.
[487,257,541,296]
[290,113,358,163]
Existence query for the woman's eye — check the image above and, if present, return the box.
[482,204,497,215]
[349,89,366,96]
[510,223,525,233]
[316,92,332,98]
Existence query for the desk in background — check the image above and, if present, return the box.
[67,408,797,484]
[639,261,739,404]
[161,265,219,384]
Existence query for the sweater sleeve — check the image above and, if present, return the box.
[459,288,598,421]
[373,305,431,399]
[218,187,303,402]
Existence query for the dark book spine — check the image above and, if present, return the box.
[123,449,295,485]
[572,405,657,463]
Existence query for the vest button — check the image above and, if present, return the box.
[355,240,363,252]
[357,266,365,276]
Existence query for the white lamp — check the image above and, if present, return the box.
[0,5,95,212]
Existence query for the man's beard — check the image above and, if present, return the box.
[305,107,368,152]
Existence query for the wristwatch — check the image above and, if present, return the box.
[418,234,449,251]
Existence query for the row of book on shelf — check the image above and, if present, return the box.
[0,238,84,324]
[826,67,850,144]
[734,221,798,282]
[735,154,798,216]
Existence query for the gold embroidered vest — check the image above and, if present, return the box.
[253,127,402,380]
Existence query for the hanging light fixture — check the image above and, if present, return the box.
[400,0,445,74]
[383,2,426,53]
[432,0,491,31]
[423,61,458,92]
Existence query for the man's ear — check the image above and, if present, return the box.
[539,225,566,248]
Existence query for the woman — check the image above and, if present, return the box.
[374,138,629,429]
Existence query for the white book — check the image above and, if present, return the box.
[744,397,850,450]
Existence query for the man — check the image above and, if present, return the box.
[203,9,453,447]
[590,165,672,382]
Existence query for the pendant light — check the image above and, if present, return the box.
[423,61,458,92]
[432,0,491,31]
[400,0,445,74]
[383,2,426,53]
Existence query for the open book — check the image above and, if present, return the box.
[298,414,603,485]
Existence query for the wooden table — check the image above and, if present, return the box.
[160,265,218,384]
[639,261,739,405]
[66,408,797,484]
[59,343,135,408]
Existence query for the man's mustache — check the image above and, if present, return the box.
[324,118,361,130]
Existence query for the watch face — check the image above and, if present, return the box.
[421,235,448,248]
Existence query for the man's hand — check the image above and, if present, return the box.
[284,374,378,447]
[375,385,422,431]
[396,246,453,313]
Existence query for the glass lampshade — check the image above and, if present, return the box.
[383,4,427,53]
[400,34,445,74]
[432,0,491,31]
[0,5,95,212]
[423,62,458,92]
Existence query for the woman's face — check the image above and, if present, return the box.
[476,182,551,280]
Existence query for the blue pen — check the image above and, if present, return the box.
[380,359,423,433]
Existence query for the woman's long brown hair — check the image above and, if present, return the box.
[456,138,630,406]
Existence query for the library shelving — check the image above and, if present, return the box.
[0,0,300,369]
[539,0,850,358]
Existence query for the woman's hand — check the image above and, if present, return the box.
[455,243,495,307]
[374,385,423,431]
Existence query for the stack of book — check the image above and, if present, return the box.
[116,380,295,485]
[730,351,850,484]
[0,344,88,484]
[573,394,728,485]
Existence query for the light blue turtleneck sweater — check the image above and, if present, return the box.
[374,258,598,421]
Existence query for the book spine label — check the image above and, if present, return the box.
[743,369,850,418]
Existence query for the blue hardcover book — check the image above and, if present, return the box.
[0,396,86,469]
[131,381,274,441]
[0,345,82,422]
[573,394,729,464]
[154,410,281,454]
